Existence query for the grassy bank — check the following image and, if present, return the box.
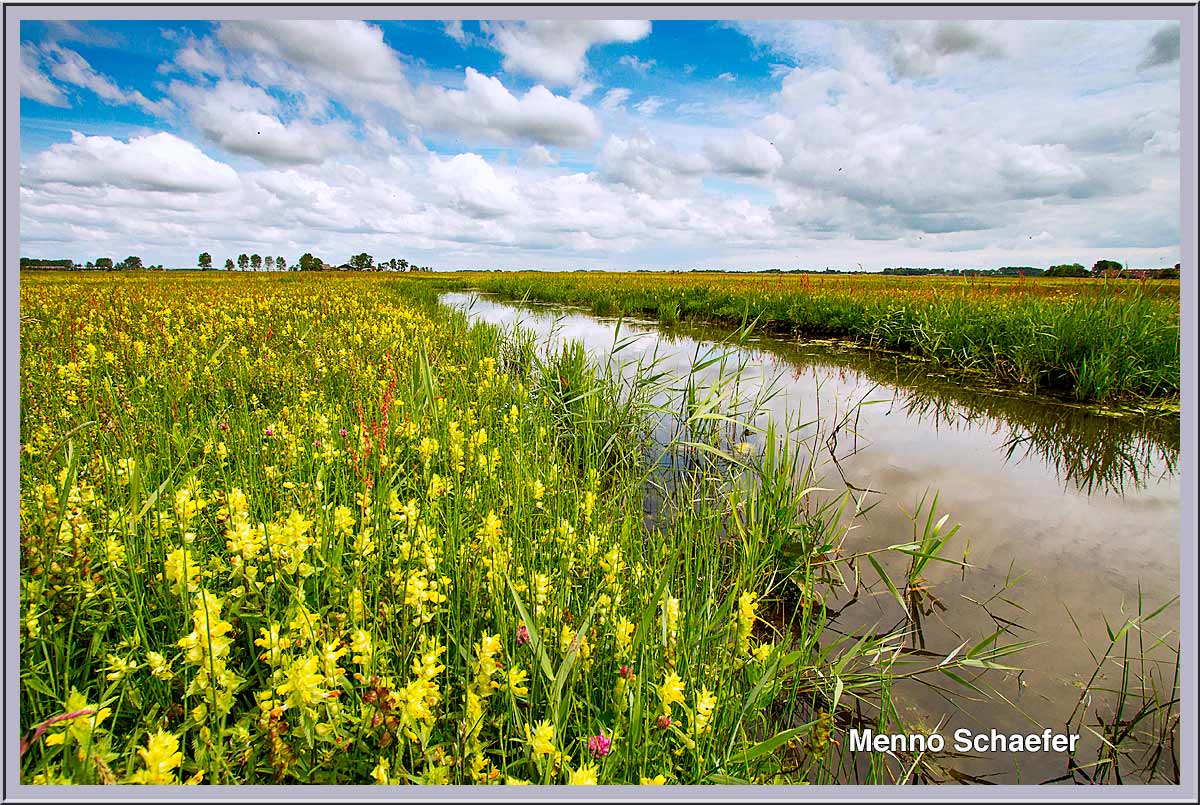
[424,272,1180,404]
[20,272,1012,786]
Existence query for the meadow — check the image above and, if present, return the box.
[428,272,1181,405]
[19,271,1034,786]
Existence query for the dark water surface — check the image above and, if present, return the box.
[442,291,1181,784]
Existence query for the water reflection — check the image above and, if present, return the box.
[629,317,1180,497]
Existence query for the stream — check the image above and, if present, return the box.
[441,290,1181,784]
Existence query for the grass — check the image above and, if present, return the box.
[19,271,1021,786]
[421,271,1180,404]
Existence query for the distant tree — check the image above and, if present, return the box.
[198,252,213,270]
[349,253,374,271]
[1092,259,1122,276]
[276,256,286,271]
[95,257,114,270]
[123,256,143,270]
[399,259,409,272]
[251,254,262,272]
[1047,263,1088,278]
[238,253,249,271]
[298,252,322,271]
[86,261,95,269]
[225,258,235,272]
[264,255,274,273]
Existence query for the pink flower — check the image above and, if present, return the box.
[516,625,530,646]
[588,729,612,758]
[619,665,633,680]
[656,715,672,731]
[265,427,275,437]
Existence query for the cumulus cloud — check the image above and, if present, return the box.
[27,131,240,193]
[1140,25,1180,70]
[598,133,709,195]
[415,68,601,147]
[888,21,1006,78]
[218,20,404,83]
[429,153,520,219]
[484,20,651,86]
[704,131,783,177]
[17,18,1182,270]
[20,43,68,107]
[171,78,352,165]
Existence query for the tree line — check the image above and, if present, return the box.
[199,252,433,272]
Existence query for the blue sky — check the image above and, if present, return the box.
[18,18,1183,270]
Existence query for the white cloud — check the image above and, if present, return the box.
[429,152,520,219]
[416,68,600,147]
[27,131,240,193]
[520,144,558,167]
[599,87,631,113]
[704,130,783,177]
[218,20,404,83]
[717,72,736,82]
[20,43,68,107]
[443,20,468,45]
[619,55,656,74]
[634,96,665,116]
[43,45,172,115]
[484,20,651,86]
[171,79,352,165]
[598,132,709,196]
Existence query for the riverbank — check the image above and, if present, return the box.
[419,272,1180,405]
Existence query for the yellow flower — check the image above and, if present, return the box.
[567,762,598,785]
[129,730,182,785]
[350,629,372,665]
[370,757,390,785]
[104,653,138,682]
[506,667,529,697]
[658,671,685,715]
[693,687,716,735]
[526,719,556,757]
[641,774,667,785]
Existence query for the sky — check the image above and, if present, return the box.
[17,18,1183,271]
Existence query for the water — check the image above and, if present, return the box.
[441,291,1181,784]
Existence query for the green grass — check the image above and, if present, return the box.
[420,271,1180,404]
[19,272,1028,786]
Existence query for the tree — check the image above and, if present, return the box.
[1047,263,1088,278]
[276,256,286,271]
[399,259,409,272]
[238,253,249,271]
[95,257,113,270]
[1092,259,1122,276]
[349,253,374,271]
[265,255,274,272]
[198,252,213,270]
[123,256,143,270]
[251,254,262,272]
[298,253,322,271]
[225,258,235,271]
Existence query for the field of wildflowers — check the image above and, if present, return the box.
[20,272,1019,786]
[430,272,1181,404]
